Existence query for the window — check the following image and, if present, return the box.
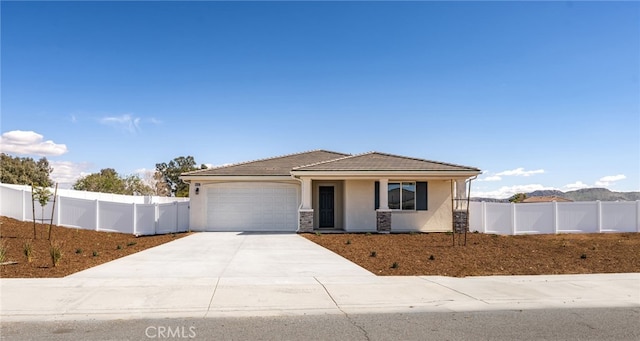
[375,181,427,211]
[388,182,415,210]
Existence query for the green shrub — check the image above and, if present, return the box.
[370,251,377,257]
[391,262,399,269]
[23,242,34,262]
[92,250,99,257]
[75,248,83,254]
[0,241,7,263]
[49,241,62,267]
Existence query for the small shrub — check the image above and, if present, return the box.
[365,232,372,236]
[580,253,587,259]
[116,244,122,250]
[75,248,83,254]
[409,231,417,235]
[49,241,63,267]
[315,231,322,236]
[0,241,7,263]
[345,239,351,245]
[92,250,99,257]
[127,241,137,247]
[429,255,435,261]
[445,231,453,236]
[370,251,377,257]
[391,262,399,269]
[23,242,34,262]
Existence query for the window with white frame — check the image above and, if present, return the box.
[388,182,416,210]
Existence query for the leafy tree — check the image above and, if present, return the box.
[155,156,206,197]
[0,153,53,186]
[73,168,153,195]
[509,193,527,203]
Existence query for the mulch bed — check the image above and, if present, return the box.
[0,216,191,278]
[302,231,640,277]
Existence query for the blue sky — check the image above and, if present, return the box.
[1,1,638,198]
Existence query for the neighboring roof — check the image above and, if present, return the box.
[182,150,349,177]
[522,196,573,203]
[292,152,481,173]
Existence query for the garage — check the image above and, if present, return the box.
[206,182,300,231]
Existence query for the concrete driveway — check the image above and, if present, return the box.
[2,232,638,322]
[68,232,374,279]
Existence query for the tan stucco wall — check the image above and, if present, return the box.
[391,180,452,232]
[343,179,453,232]
[344,180,377,232]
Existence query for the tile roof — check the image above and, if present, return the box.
[182,150,481,177]
[182,150,349,176]
[292,152,481,172]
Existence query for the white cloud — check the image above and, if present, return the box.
[0,130,68,156]
[595,174,626,187]
[496,168,545,177]
[149,118,163,125]
[481,175,502,182]
[100,114,141,133]
[471,184,556,199]
[563,181,589,191]
[49,161,93,188]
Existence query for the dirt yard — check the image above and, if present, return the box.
[302,231,640,277]
[0,216,191,278]
[2,216,638,278]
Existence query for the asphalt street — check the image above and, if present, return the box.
[2,308,639,341]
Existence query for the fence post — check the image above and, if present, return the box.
[95,199,100,231]
[21,189,26,221]
[597,200,602,233]
[155,203,159,235]
[133,202,137,235]
[481,202,486,233]
[56,195,61,226]
[511,202,516,235]
[636,201,640,233]
[553,201,558,234]
[174,201,179,233]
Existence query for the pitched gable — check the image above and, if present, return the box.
[182,150,349,177]
[293,152,480,172]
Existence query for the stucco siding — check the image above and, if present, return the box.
[344,180,377,232]
[391,180,452,232]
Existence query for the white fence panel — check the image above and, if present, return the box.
[601,201,637,232]
[484,202,512,235]
[98,201,134,234]
[557,202,598,233]
[514,203,554,234]
[157,202,178,234]
[468,201,483,232]
[57,197,98,230]
[469,200,639,235]
[135,204,157,236]
[1,184,190,235]
[1,186,24,220]
[177,202,190,232]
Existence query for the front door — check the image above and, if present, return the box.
[319,186,335,228]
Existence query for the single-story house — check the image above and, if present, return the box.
[180,150,481,233]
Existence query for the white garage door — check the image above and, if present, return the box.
[206,182,299,231]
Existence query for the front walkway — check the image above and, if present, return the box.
[1,233,638,321]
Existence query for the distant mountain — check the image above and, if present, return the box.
[472,188,640,202]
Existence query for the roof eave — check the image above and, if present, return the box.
[290,170,482,179]
[180,175,294,182]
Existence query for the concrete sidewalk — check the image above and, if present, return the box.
[1,233,639,321]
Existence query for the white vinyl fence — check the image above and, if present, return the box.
[469,201,640,235]
[0,184,189,236]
